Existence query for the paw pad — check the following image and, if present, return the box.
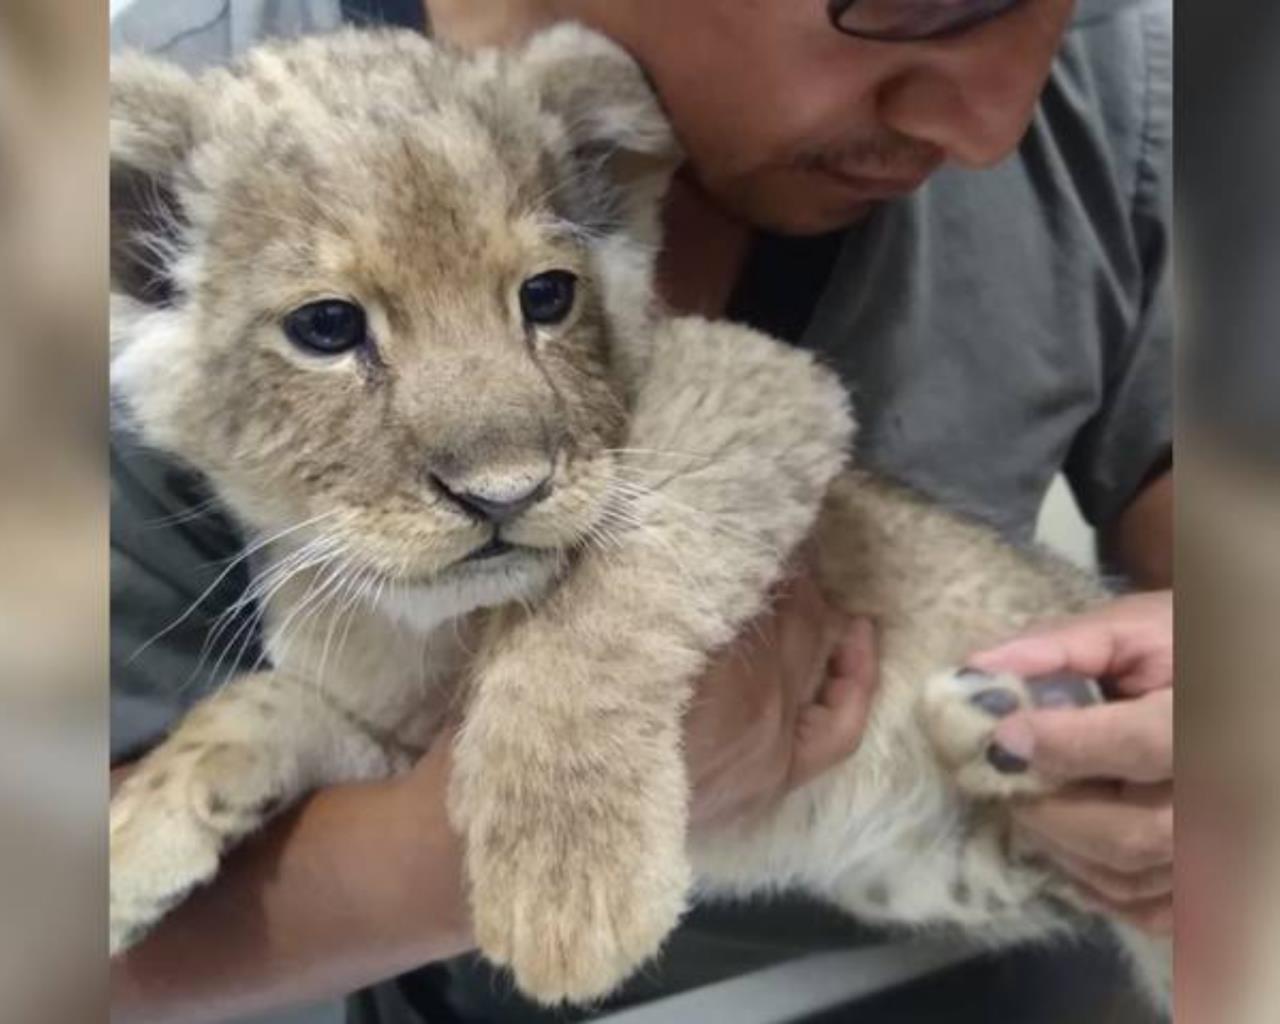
[922,666,1074,798]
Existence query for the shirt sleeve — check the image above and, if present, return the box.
[1063,0,1173,531]
[110,436,262,763]
[110,0,345,68]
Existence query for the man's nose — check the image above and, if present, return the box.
[871,15,1060,170]
[876,63,1037,169]
[429,466,554,526]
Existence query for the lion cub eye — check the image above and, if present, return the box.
[283,300,368,355]
[519,271,577,326]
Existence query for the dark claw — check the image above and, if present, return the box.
[969,688,1020,718]
[986,743,1029,774]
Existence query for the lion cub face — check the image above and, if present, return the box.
[111,27,676,607]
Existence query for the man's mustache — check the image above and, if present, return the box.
[796,136,944,177]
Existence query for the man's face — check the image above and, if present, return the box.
[578,0,1077,234]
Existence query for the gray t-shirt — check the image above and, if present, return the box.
[110,1,1172,1020]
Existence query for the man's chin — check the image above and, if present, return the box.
[770,199,877,236]
[710,173,880,236]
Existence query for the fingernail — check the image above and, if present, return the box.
[992,714,1035,768]
[1026,673,1103,710]
[968,638,1034,670]
[966,648,1008,670]
[986,743,1029,774]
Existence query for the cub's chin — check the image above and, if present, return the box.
[375,543,562,632]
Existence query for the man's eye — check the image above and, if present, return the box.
[519,271,577,326]
[283,300,368,354]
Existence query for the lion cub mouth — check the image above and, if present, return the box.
[464,537,517,563]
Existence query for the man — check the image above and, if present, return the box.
[110,0,1173,1020]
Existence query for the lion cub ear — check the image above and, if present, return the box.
[110,55,203,309]
[518,24,681,238]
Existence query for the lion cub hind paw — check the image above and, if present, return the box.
[922,666,1102,798]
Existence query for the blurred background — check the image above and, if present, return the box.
[1177,3,1280,1022]
[0,0,107,1022]
[0,0,1276,1021]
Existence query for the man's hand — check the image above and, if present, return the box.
[969,591,1174,935]
[684,571,878,830]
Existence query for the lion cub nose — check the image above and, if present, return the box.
[430,470,553,525]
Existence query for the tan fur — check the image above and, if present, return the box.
[108,27,1169,1013]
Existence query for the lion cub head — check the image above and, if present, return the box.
[110,26,677,616]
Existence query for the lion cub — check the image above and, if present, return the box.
[109,26,1169,1012]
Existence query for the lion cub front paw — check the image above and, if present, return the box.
[110,742,283,955]
[464,801,690,1006]
[110,768,222,954]
[921,666,1103,798]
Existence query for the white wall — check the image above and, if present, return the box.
[1036,475,1096,568]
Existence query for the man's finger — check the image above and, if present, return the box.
[1014,782,1174,873]
[970,626,1120,682]
[789,618,878,789]
[992,689,1172,783]
[776,573,851,708]
[827,616,875,686]
[1077,889,1174,937]
[1021,828,1174,904]
[967,593,1172,696]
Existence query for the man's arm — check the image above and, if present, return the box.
[110,575,875,1024]
[1102,468,1173,589]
